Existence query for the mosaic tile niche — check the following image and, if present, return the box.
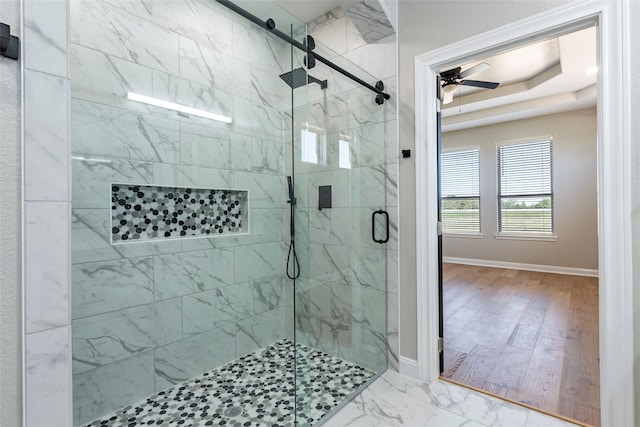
[111,184,248,243]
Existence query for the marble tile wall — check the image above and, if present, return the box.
[69,0,295,424]
[23,0,73,426]
[21,0,397,425]
[291,6,399,373]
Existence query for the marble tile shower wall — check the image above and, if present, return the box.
[69,1,293,424]
[289,7,399,373]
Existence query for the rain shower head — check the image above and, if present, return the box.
[279,68,327,90]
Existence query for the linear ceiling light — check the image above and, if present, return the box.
[126,92,232,123]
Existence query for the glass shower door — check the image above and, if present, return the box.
[291,42,388,425]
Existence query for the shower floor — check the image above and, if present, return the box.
[81,339,375,427]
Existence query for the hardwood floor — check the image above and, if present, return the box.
[441,263,600,427]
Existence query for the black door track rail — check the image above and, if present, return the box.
[215,0,390,105]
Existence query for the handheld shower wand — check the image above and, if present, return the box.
[286,176,300,279]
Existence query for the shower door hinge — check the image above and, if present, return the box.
[437,221,442,236]
[438,337,444,353]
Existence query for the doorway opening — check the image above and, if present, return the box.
[414,2,633,427]
[436,26,600,426]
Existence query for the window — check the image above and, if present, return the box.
[338,138,351,169]
[497,139,553,234]
[301,129,327,166]
[441,148,480,233]
[301,129,318,164]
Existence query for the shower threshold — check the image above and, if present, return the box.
[81,339,374,427]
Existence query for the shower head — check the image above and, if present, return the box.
[279,68,327,90]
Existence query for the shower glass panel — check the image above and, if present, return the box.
[291,41,388,425]
[69,0,387,424]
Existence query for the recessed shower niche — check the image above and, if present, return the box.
[111,184,248,243]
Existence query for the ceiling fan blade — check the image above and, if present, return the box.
[458,62,491,79]
[460,79,499,89]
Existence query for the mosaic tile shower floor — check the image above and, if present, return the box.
[81,339,374,427]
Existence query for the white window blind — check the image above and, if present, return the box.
[441,148,480,233]
[497,140,553,233]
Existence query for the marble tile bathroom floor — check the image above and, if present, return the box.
[323,369,583,427]
[81,339,375,427]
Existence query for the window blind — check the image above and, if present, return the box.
[497,140,553,233]
[441,148,480,233]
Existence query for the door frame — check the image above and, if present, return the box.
[414,2,633,426]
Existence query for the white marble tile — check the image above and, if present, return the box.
[152,0,233,56]
[324,372,437,426]
[180,122,232,169]
[25,202,70,333]
[252,138,284,175]
[152,70,234,128]
[344,1,394,44]
[73,351,155,426]
[385,118,399,165]
[72,298,182,373]
[234,172,285,209]
[182,283,254,335]
[252,208,285,244]
[71,0,179,75]
[71,43,153,108]
[251,65,287,110]
[349,246,386,291]
[236,309,285,357]
[346,10,368,52]
[102,0,151,20]
[24,70,69,201]
[71,99,181,164]
[424,408,486,427]
[72,257,154,319]
[71,157,154,209]
[343,33,397,81]
[154,325,236,391]
[231,20,287,74]
[351,165,387,208]
[309,209,332,244]
[309,243,349,283]
[309,11,348,56]
[25,326,72,427]
[234,242,284,283]
[418,380,529,427]
[253,275,285,314]
[307,95,350,134]
[152,163,233,191]
[154,248,235,300]
[233,97,285,143]
[24,0,68,77]
[179,35,251,99]
[387,292,399,371]
[71,208,182,264]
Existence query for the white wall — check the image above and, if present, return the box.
[0,1,22,424]
[442,108,598,271]
[630,0,640,420]
[397,0,570,361]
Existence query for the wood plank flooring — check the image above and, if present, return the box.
[441,263,600,427]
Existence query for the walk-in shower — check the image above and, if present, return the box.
[70,0,391,425]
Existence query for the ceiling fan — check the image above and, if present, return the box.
[439,62,500,104]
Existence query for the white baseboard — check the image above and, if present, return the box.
[399,356,418,379]
[443,256,599,277]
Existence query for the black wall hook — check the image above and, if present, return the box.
[0,22,19,60]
